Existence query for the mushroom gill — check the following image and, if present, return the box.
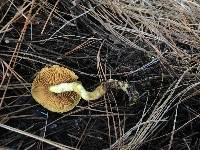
[31,65,81,113]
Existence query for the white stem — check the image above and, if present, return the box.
[49,79,130,101]
[49,82,106,101]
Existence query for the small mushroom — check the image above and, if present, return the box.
[31,65,130,113]
[31,65,81,113]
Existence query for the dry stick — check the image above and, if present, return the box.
[0,0,13,37]
[41,0,60,34]
[1,61,30,92]
[0,2,31,32]
[97,40,123,142]
[168,104,179,150]
[76,118,92,149]
[127,69,191,149]
[0,123,77,150]
[0,1,35,107]
[48,5,100,40]
[144,113,200,145]
[64,38,96,56]
[96,51,113,146]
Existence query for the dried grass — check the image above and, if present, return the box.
[0,0,199,149]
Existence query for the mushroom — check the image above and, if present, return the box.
[31,65,81,113]
[31,65,129,113]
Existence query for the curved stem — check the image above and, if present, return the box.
[49,79,129,101]
[49,82,106,101]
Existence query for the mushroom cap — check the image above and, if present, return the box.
[31,65,81,113]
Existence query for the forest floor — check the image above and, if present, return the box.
[0,0,200,150]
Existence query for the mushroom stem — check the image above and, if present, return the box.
[49,82,106,101]
[49,79,130,101]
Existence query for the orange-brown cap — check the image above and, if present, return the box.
[31,65,81,113]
